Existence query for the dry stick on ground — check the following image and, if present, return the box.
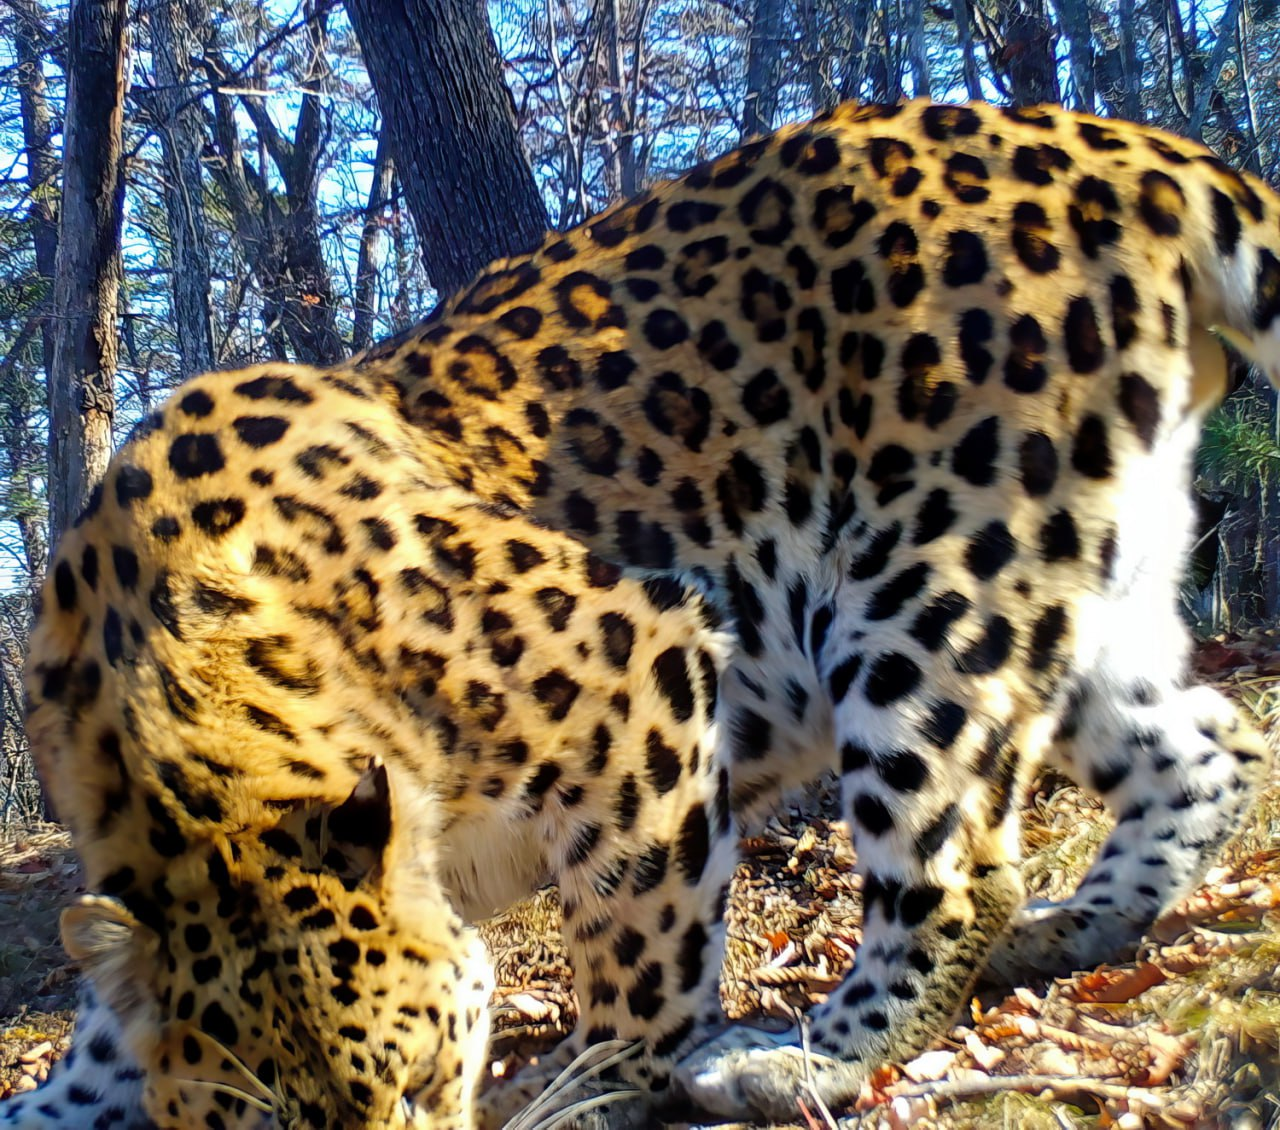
[889,1072,1196,1114]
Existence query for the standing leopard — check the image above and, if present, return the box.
[4,99,1278,1130]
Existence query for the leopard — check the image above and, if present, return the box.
[5,97,1279,1130]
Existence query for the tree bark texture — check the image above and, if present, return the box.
[601,0,639,197]
[1214,505,1263,631]
[11,0,59,364]
[743,0,785,138]
[985,0,1060,105]
[952,0,985,101]
[1055,0,1096,111]
[344,0,548,303]
[903,0,931,98]
[48,0,127,547]
[148,0,216,378]
[352,129,396,353]
[793,0,834,111]
[1187,0,1242,139]
[1100,0,1143,119]
[837,0,886,103]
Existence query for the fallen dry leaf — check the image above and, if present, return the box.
[963,1031,1005,1070]
[901,1048,957,1082]
[1069,962,1167,1003]
[763,929,790,953]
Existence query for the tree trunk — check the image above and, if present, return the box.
[1116,0,1142,119]
[9,0,58,586]
[11,0,59,367]
[344,0,548,303]
[952,0,985,101]
[1186,0,1241,139]
[837,0,881,102]
[390,171,414,328]
[980,0,1060,106]
[866,4,893,100]
[601,0,639,196]
[1214,504,1262,631]
[148,0,216,378]
[1260,476,1280,625]
[1234,11,1264,178]
[794,0,835,110]
[48,0,127,546]
[903,0,931,98]
[743,0,785,138]
[352,129,396,353]
[0,351,48,592]
[1055,0,1095,111]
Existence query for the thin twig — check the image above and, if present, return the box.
[889,1072,1177,1109]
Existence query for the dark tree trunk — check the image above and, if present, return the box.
[984,0,1061,105]
[1116,0,1141,118]
[0,342,48,591]
[12,0,59,366]
[147,0,216,378]
[344,0,547,302]
[1214,504,1263,631]
[743,0,785,138]
[1187,0,1241,139]
[952,0,985,101]
[837,0,884,102]
[1056,0,1096,111]
[903,0,931,97]
[48,0,127,546]
[864,4,893,101]
[794,0,835,110]
[9,0,58,585]
[1260,476,1280,625]
[1096,0,1142,119]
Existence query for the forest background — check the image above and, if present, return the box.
[0,0,1278,823]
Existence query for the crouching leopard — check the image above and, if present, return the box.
[6,98,1279,1130]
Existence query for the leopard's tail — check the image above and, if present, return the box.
[1191,166,1280,395]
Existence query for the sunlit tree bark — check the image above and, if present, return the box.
[48,0,127,545]
[345,0,547,301]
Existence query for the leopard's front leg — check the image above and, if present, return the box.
[475,645,739,1129]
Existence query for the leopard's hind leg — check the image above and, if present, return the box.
[673,598,1032,1123]
[985,654,1271,985]
[985,444,1273,986]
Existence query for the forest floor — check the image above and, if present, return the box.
[1,636,1279,1129]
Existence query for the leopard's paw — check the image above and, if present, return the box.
[670,1027,864,1122]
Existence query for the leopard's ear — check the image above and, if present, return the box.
[370,759,442,885]
[62,895,160,1029]
[62,894,137,961]
[287,758,442,896]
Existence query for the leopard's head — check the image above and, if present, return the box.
[62,763,494,1129]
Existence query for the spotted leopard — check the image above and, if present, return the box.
[5,98,1278,1129]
